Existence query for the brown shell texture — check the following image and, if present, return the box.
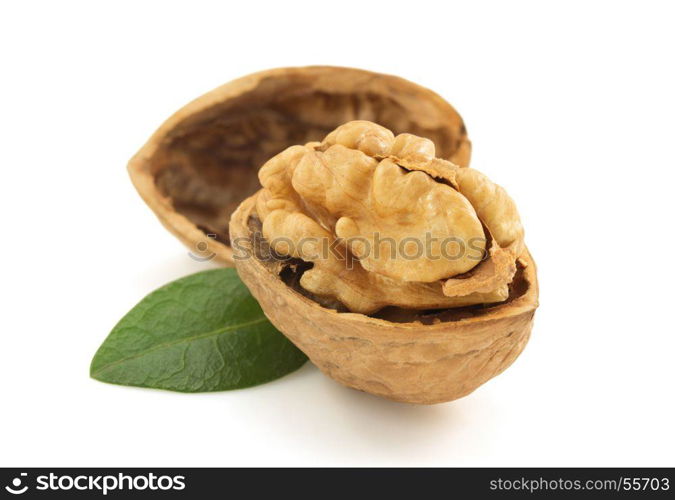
[231,197,538,405]
[128,66,471,264]
[230,121,538,404]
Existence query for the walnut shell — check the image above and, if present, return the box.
[128,66,471,264]
[230,195,538,404]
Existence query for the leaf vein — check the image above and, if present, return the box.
[92,317,267,376]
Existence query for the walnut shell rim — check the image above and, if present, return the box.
[128,66,471,265]
[230,194,539,405]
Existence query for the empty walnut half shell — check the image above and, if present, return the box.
[128,66,471,264]
[230,121,538,404]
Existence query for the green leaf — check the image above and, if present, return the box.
[90,268,307,392]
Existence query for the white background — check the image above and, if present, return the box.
[1,1,674,467]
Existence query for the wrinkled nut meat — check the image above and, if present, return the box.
[230,121,538,404]
[128,67,470,264]
[255,121,524,314]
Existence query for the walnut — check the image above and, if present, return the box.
[128,66,470,263]
[230,121,538,404]
[254,121,523,314]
